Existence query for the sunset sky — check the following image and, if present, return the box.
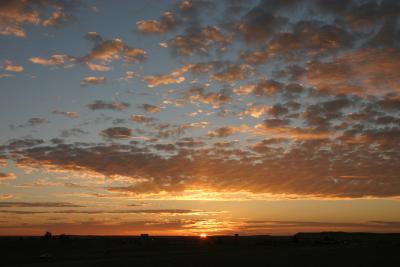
[1,0,400,236]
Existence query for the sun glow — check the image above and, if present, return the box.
[199,233,208,238]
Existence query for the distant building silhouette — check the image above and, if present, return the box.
[43,232,52,240]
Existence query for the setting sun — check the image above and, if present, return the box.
[199,233,208,238]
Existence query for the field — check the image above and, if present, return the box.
[1,233,399,266]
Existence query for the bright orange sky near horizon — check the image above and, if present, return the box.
[1,0,400,236]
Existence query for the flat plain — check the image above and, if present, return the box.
[1,233,399,267]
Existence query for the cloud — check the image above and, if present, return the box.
[263,118,290,128]
[80,76,106,86]
[29,54,71,66]
[143,64,192,87]
[0,202,82,208]
[26,117,48,126]
[186,87,231,108]
[169,26,232,56]
[41,7,69,27]
[307,48,400,95]
[119,71,136,81]
[124,47,147,63]
[0,73,13,78]
[212,64,253,82]
[87,38,146,63]
[266,22,352,57]
[131,115,155,123]
[237,3,287,43]
[0,194,13,200]
[235,80,284,96]
[85,62,111,72]
[142,104,160,113]
[60,128,88,138]
[2,60,23,72]
[0,1,41,37]
[136,11,178,34]
[240,105,270,118]
[208,126,238,138]
[5,139,44,149]
[143,75,185,88]
[52,110,79,119]
[0,219,196,236]
[0,209,197,215]
[101,127,133,139]
[3,0,400,203]
[0,172,16,180]
[85,31,102,43]
[3,138,400,198]
[87,100,130,111]
[240,50,269,65]
[238,220,400,234]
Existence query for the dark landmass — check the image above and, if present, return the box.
[1,232,399,266]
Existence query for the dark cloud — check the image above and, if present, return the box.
[212,64,253,82]
[87,100,130,111]
[2,137,400,198]
[130,115,155,124]
[0,0,78,38]
[142,104,160,113]
[264,118,290,128]
[101,127,133,139]
[307,48,400,94]
[169,26,232,56]
[5,139,44,149]
[186,87,231,108]
[236,80,284,96]
[208,126,237,138]
[27,117,48,126]
[0,172,16,180]
[61,128,88,138]
[239,220,400,233]
[237,2,288,43]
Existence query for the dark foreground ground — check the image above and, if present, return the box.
[1,232,399,267]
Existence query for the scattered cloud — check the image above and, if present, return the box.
[87,100,130,111]
[101,127,133,139]
[2,60,23,72]
[0,0,76,38]
[143,64,192,87]
[137,11,178,34]
[52,110,79,119]
[0,172,16,181]
[29,54,71,66]
[80,76,106,86]
[142,104,160,113]
[0,202,82,208]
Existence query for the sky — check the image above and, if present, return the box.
[0,0,400,236]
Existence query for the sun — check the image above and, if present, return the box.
[199,233,208,238]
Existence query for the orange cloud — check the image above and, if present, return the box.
[143,64,192,87]
[29,54,71,66]
[2,60,23,72]
[0,172,16,181]
[136,11,177,34]
[307,48,400,95]
[80,76,106,86]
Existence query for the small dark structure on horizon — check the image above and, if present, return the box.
[43,232,52,240]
